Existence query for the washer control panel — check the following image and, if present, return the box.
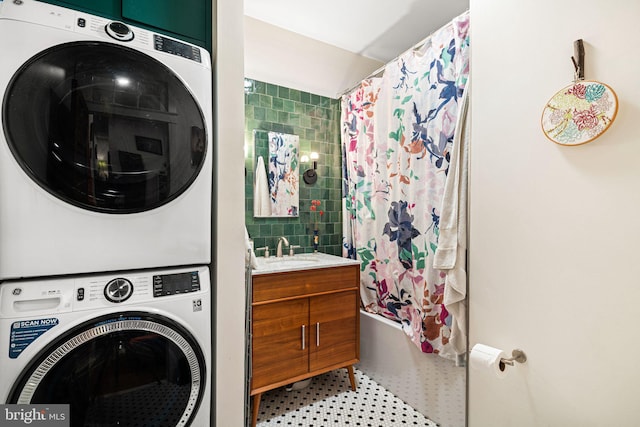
[73,268,201,305]
[0,267,209,317]
[153,271,200,297]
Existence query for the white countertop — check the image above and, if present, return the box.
[251,252,360,275]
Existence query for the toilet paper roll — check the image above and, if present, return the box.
[469,343,509,378]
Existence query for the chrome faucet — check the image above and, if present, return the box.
[276,236,289,258]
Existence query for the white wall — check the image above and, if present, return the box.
[213,0,246,425]
[244,16,383,98]
[469,1,640,425]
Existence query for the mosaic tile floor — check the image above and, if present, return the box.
[256,368,438,426]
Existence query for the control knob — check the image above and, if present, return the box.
[104,278,133,303]
[105,21,134,42]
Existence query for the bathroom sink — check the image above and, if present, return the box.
[264,255,318,264]
[256,255,319,270]
[252,252,360,275]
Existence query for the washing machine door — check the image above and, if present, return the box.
[7,312,207,427]
[2,41,207,214]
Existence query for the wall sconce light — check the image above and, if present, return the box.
[301,151,319,185]
[244,78,254,93]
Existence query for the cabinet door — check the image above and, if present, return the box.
[37,0,121,18]
[252,299,309,390]
[309,291,358,372]
[122,0,207,42]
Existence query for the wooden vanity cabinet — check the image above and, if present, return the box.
[251,298,309,389]
[250,265,360,427]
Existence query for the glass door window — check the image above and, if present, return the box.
[8,312,206,427]
[3,42,207,213]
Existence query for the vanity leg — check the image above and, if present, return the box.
[347,365,357,391]
[252,393,261,427]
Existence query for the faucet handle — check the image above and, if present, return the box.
[289,245,301,257]
[255,246,269,258]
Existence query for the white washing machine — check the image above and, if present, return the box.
[0,265,211,426]
[0,0,213,279]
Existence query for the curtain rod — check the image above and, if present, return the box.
[335,31,431,98]
[337,63,386,99]
[336,9,469,99]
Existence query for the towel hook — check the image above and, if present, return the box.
[499,349,527,368]
[571,39,585,82]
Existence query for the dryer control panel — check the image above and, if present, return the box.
[0,0,210,67]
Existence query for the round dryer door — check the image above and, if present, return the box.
[7,312,207,427]
[2,41,207,214]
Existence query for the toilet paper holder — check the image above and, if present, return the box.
[500,349,527,367]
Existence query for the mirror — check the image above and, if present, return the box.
[253,130,299,217]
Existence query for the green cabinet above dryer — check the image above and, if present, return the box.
[122,0,207,45]
[45,0,121,17]
[35,0,212,53]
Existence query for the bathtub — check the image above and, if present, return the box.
[356,310,466,427]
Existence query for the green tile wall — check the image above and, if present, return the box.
[244,79,342,256]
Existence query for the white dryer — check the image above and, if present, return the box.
[0,266,211,426]
[0,0,213,279]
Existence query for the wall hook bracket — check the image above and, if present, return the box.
[499,349,527,368]
[571,39,585,81]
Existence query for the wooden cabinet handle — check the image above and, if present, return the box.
[316,322,320,347]
[301,325,305,350]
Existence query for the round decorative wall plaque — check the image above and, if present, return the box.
[541,80,618,146]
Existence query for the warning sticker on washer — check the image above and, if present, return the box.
[9,318,59,359]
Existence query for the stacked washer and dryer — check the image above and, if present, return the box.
[0,0,213,425]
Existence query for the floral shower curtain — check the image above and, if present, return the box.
[341,12,469,359]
